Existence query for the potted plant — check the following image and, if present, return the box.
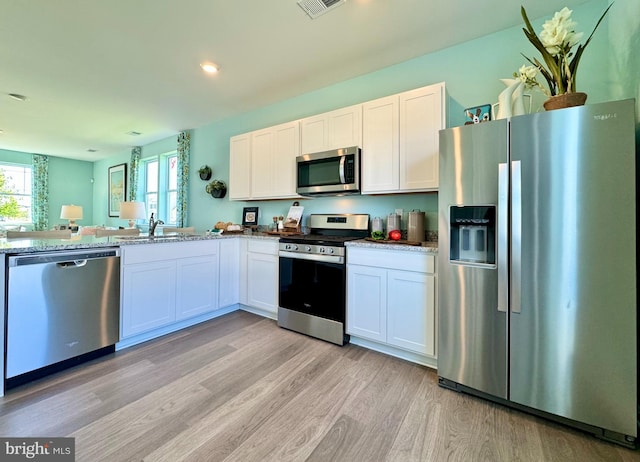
[205,179,227,198]
[518,4,612,110]
[198,165,212,181]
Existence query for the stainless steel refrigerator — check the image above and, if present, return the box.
[437,99,637,448]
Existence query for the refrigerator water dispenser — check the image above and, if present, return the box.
[449,206,495,265]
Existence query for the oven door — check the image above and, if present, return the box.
[279,254,346,322]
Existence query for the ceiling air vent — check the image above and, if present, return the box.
[297,0,346,19]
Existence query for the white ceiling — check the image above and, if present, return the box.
[0,0,587,162]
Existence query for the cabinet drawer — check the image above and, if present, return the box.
[348,247,435,273]
[122,240,218,265]
[247,238,278,255]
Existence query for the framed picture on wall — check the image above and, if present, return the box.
[108,163,127,217]
[242,207,259,227]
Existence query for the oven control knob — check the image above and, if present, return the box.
[291,244,298,251]
[305,246,311,252]
[328,248,334,254]
[319,247,325,253]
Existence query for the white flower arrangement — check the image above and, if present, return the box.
[520,4,612,96]
[513,64,550,97]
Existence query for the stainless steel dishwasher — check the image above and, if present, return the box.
[6,248,120,381]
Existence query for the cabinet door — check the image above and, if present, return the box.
[346,265,387,342]
[229,133,252,200]
[250,128,274,198]
[219,238,240,308]
[362,95,399,193]
[399,83,444,191]
[247,252,278,315]
[175,255,219,321]
[121,261,177,338]
[387,270,435,356]
[328,104,362,149]
[270,121,300,198]
[301,113,328,154]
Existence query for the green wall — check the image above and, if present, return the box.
[0,148,94,228]
[88,0,638,233]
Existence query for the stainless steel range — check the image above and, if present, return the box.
[278,213,369,345]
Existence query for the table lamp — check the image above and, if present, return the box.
[60,205,83,230]
[119,201,146,228]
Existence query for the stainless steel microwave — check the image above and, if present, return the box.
[296,146,360,196]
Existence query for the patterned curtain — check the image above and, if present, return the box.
[128,146,142,201]
[176,131,190,227]
[31,154,49,230]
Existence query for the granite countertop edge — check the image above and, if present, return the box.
[0,232,280,254]
[346,239,438,254]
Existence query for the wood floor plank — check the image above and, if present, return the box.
[1,311,639,462]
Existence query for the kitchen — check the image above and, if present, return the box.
[1,0,640,460]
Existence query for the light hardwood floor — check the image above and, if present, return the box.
[1,310,638,462]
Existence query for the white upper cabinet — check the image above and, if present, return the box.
[229,133,252,200]
[230,121,300,201]
[250,121,300,199]
[362,82,445,194]
[362,95,399,193]
[229,82,446,200]
[301,104,362,154]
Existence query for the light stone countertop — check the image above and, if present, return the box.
[0,232,279,254]
[346,239,438,254]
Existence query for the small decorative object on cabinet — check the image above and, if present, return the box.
[198,165,212,181]
[242,207,259,227]
[464,104,491,124]
[205,180,227,198]
[518,4,612,111]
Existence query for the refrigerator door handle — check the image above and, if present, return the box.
[511,160,522,314]
[497,163,509,312]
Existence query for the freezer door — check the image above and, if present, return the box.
[509,100,637,439]
[438,119,509,398]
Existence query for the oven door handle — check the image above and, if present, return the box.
[279,251,344,264]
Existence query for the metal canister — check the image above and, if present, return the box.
[407,210,425,242]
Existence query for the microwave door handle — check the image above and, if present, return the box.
[339,156,346,184]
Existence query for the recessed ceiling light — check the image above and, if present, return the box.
[87,149,98,153]
[200,62,219,74]
[126,131,142,136]
[8,93,27,101]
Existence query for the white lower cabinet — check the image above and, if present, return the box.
[122,260,177,337]
[121,240,220,339]
[347,247,437,360]
[240,238,279,318]
[218,238,240,308]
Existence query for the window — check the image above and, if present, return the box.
[0,163,32,224]
[142,152,178,224]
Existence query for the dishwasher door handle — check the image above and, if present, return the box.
[57,259,88,268]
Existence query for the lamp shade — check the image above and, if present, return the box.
[60,205,83,220]
[119,201,146,220]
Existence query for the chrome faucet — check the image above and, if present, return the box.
[148,213,164,236]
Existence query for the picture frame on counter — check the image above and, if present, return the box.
[108,163,127,217]
[242,207,259,227]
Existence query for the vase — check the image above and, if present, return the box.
[496,79,526,119]
[543,92,588,111]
